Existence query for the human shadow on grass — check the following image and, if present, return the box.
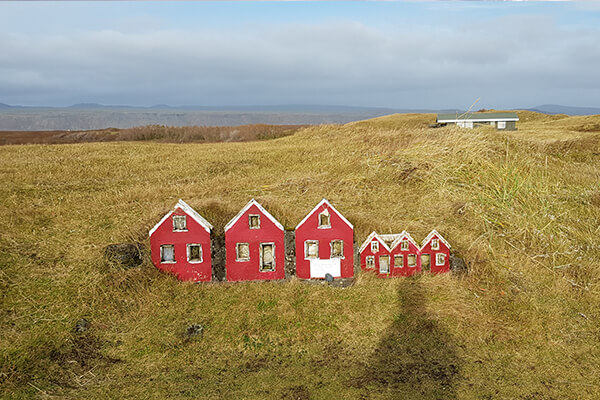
[352,277,462,399]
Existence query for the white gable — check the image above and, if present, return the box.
[224,199,284,232]
[148,199,213,237]
[390,231,419,251]
[421,229,451,249]
[359,231,392,254]
[295,199,353,230]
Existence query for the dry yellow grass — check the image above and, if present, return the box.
[1,111,599,399]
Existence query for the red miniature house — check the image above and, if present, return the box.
[359,232,394,277]
[420,229,451,273]
[224,199,285,282]
[295,199,354,279]
[149,199,213,282]
[389,231,421,276]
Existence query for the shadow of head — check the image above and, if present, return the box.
[353,278,461,398]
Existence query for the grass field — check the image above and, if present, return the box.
[1,111,599,399]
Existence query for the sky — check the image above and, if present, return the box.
[1,1,600,109]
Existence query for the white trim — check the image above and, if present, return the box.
[148,199,213,237]
[379,255,390,274]
[304,240,319,260]
[295,199,353,230]
[365,255,375,268]
[249,214,260,229]
[436,253,446,266]
[187,243,203,263]
[317,209,331,229]
[330,239,345,259]
[358,231,391,254]
[390,231,419,251]
[225,199,284,232]
[160,244,176,264]
[172,215,187,232]
[421,229,451,250]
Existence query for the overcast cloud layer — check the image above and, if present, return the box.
[1,2,599,109]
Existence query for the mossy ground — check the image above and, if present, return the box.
[1,112,599,398]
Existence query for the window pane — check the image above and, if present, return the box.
[407,254,416,267]
[249,215,260,229]
[237,243,250,260]
[437,253,445,265]
[331,240,343,257]
[189,245,201,262]
[173,215,186,231]
[260,244,275,271]
[161,245,174,262]
[366,256,374,267]
[306,241,318,258]
[394,255,404,268]
[371,241,379,252]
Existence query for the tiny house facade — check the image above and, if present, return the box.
[389,231,421,276]
[149,199,213,282]
[295,199,354,279]
[437,112,519,131]
[420,230,451,274]
[224,199,285,282]
[359,232,396,277]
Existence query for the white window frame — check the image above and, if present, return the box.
[394,254,404,268]
[249,214,260,229]
[172,215,187,232]
[431,239,440,250]
[259,242,275,272]
[401,240,409,251]
[330,240,344,259]
[160,244,176,264]
[187,244,203,263]
[371,241,379,253]
[436,253,446,266]
[366,255,375,268]
[379,255,390,274]
[305,240,319,259]
[318,210,331,229]
[498,121,506,129]
[407,253,417,268]
[236,242,250,262]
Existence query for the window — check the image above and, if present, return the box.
[401,240,409,251]
[421,254,431,271]
[187,244,202,263]
[305,240,319,259]
[260,243,275,272]
[379,255,390,274]
[173,215,187,231]
[236,243,250,261]
[431,238,440,250]
[394,254,404,268]
[371,241,379,253]
[366,256,375,268]
[436,253,446,266]
[407,254,417,268]
[249,214,260,229]
[498,121,506,129]
[160,244,175,263]
[318,210,331,228]
[330,240,344,258]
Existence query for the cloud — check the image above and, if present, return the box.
[0,12,599,108]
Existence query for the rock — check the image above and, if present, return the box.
[74,319,91,334]
[185,324,204,338]
[104,243,143,268]
[211,235,226,281]
[450,254,468,274]
[284,230,296,279]
[325,273,334,283]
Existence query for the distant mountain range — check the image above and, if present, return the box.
[0,102,598,131]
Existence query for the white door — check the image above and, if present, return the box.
[379,255,390,274]
[310,258,341,278]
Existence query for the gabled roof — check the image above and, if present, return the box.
[437,112,519,123]
[149,199,213,237]
[390,231,419,251]
[295,199,354,230]
[224,199,284,232]
[421,229,451,249]
[359,231,392,254]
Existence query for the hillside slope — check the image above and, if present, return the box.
[1,112,599,399]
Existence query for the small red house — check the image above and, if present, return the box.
[420,229,451,273]
[359,232,395,277]
[389,231,421,276]
[224,199,285,282]
[295,199,354,279]
[149,199,213,282]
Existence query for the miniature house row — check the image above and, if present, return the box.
[359,230,451,277]
[149,199,354,282]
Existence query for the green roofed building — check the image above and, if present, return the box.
[436,112,519,130]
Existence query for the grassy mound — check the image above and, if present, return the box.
[1,112,599,398]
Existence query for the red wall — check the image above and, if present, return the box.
[360,238,421,277]
[421,235,450,274]
[225,204,285,281]
[295,203,354,279]
[150,208,212,282]
[389,241,421,276]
